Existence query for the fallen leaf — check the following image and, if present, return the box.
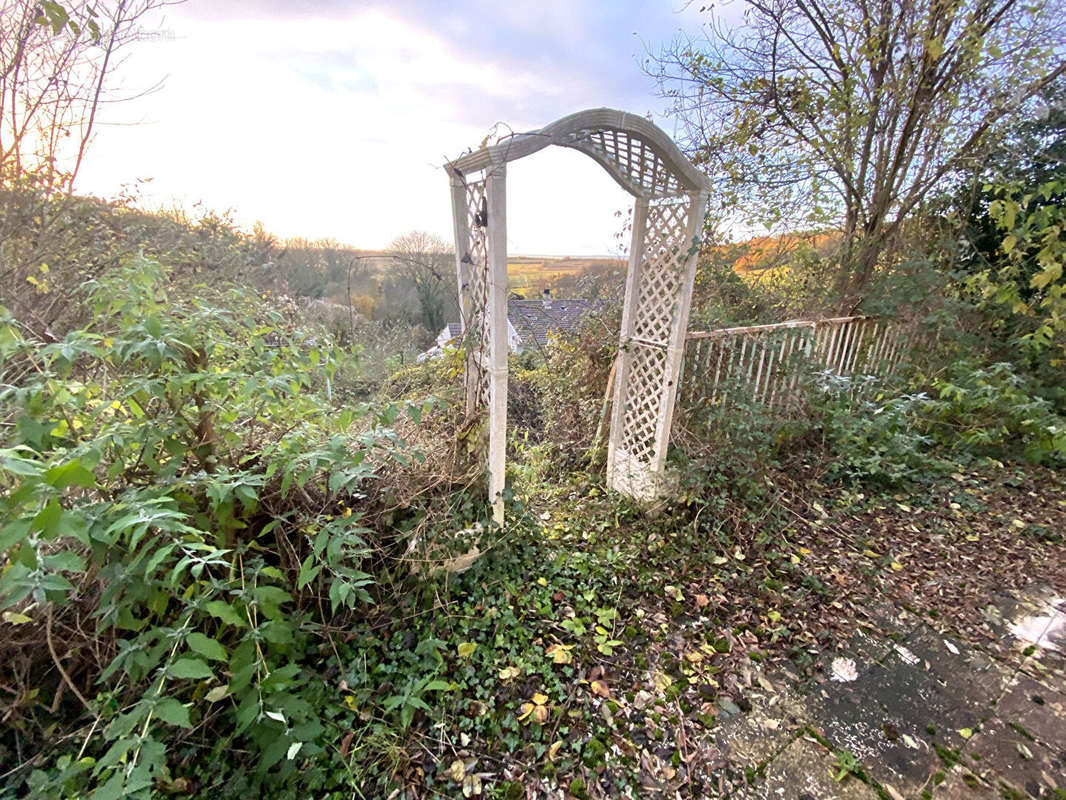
[632,690,653,709]
[651,670,672,692]
[830,657,858,682]
[545,643,574,665]
[462,773,482,797]
[339,731,353,759]
[446,759,466,782]
[893,644,919,666]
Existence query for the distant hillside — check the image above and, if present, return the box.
[274,231,841,309]
[506,256,625,296]
[728,232,841,276]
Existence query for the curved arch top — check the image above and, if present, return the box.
[446,108,710,199]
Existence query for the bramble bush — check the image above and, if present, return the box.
[816,360,1066,486]
[0,256,452,798]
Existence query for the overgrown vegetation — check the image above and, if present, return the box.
[0,256,476,797]
[2,1,1065,798]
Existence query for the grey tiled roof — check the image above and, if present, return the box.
[507,299,601,347]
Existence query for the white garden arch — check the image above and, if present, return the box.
[445,108,710,522]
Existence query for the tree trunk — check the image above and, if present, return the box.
[835,234,884,314]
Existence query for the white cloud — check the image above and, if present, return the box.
[76,3,692,254]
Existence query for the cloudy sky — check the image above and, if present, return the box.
[75,0,723,255]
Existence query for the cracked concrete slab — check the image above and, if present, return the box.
[977,585,1066,669]
[707,584,1066,800]
[995,672,1066,754]
[964,717,1066,798]
[899,626,1015,710]
[713,685,806,769]
[735,736,880,800]
[808,668,945,796]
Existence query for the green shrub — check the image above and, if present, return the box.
[0,256,441,797]
[817,381,936,486]
[818,360,1066,486]
[922,360,1066,464]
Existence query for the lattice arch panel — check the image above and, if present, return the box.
[446,109,709,521]
[457,176,490,414]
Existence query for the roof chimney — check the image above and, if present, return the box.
[542,288,551,309]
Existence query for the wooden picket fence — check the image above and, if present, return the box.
[678,315,916,410]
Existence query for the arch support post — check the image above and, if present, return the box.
[485,164,508,524]
[450,173,473,336]
[653,190,708,467]
[606,196,648,486]
[606,191,707,500]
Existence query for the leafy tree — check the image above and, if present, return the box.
[0,0,175,336]
[945,79,1066,356]
[954,78,1066,267]
[652,0,1066,309]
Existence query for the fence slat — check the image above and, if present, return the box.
[680,315,917,416]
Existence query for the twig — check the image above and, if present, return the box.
[676,698,691,789]
[590,355,618,455]
[77,715,100,760]
[45,607,98,721]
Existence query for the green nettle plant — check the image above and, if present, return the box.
[0,257,432,798]
[818,361,1066,486]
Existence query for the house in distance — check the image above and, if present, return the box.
[419,289,602,360]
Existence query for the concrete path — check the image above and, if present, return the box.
[713,584,1066,799]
